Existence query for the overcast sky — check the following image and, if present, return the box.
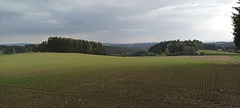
[0,0,238,44]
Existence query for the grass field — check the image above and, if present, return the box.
[198,50,237,55]
[0,53,240,107]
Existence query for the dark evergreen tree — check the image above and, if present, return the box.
[232,1,240,50]
[35,37,106,55]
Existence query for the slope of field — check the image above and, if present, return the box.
[0,53,240,107]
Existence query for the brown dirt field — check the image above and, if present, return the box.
[190,56,237,61]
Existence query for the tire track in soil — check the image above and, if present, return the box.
[0,85,113,95]
[210,62,216,90]
[1,85,67,93]
[139,63,190,104]
[209,62,221,106]
[208,62,240,107]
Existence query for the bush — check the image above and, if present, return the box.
[200,52,205,55]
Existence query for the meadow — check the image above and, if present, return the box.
[0,53,240,107]
[198,50,237,55]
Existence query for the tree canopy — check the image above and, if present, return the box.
[33,37,107,55]
[232,0,240,50]
[148,40,203,55]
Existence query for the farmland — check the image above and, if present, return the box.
[0,53,240,107]
[198,50,237,55]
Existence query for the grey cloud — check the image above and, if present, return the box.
[0,0,236,43]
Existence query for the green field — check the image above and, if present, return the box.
[198,50,237,55]
[0,53,240,107]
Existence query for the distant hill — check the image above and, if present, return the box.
[204,42,235,46]
[203,42,237,52]
[104,46,139,56]
[214,42,235,47]
[0,43,36,46]
[103,43,158,51]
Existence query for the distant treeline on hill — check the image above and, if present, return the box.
[203,42,237,53]
[149,40,203,55]
[0,39,238,55]
[0,45,33,54]
[104,46,139,56]
[32,37,107,55]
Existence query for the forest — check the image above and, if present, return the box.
[0,37,107,55]
[148,40,203,55]
[32,37,107,55]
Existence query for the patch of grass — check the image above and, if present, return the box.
[0,53,239,107]
[198,50,237,55]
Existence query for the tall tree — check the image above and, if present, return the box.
[165,48,169,55]
[232,0,240,50]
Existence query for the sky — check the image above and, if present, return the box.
[0,0,238,44]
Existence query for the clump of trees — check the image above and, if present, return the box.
[33,37,107,55]
[148,40,203,55]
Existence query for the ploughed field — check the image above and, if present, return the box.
[0,53,240,107]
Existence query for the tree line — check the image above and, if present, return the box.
[0,45,33,54]
[32,37,107,55]
[203,43,237,53]
[148,40,203,55]
[104,46,139,56]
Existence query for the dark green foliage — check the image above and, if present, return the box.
[132,51,147,56]
[0,44,45,54]
[149,40,202,55]
[167,42,186,54]
[200,52,205,55]
[232,1,240,50]
[0,45,34,54]
[34,37,107,55]
[183,46,196,55]
[148,41,168,53]
[203,44,217,50]
[158,50,162,55]
[38,41,48,52]
[203,42,238,52]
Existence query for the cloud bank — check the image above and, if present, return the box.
[0,0,237,43]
